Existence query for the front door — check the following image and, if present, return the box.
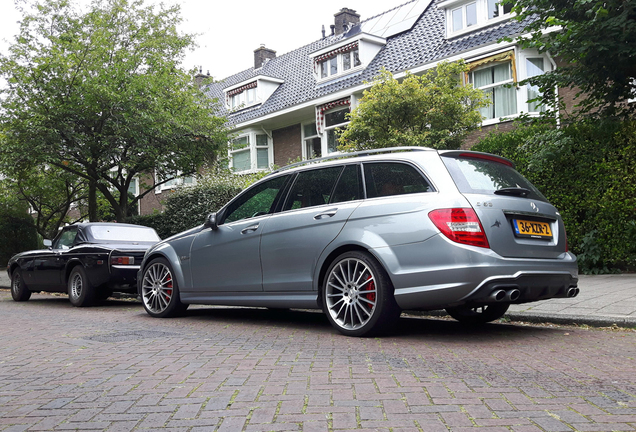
[189,175,290,293]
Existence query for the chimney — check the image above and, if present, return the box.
[194,66,210,88]
[254,45,276,69]
[334,8,360,35]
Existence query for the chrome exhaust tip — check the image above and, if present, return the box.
[505,289,521,302]
[567,287,579,298]
[489,289,506,302]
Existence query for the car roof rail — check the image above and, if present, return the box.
[268,146,433,175]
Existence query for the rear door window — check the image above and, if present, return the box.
[442,155,547,201]
[331,164,363,204]
[282,166,343,211]
[363,162,433,198]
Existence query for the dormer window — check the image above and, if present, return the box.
[227,81,257,110]
[439,0,514,37]
[311,35,385,83]
[315,42,362,80]
[224,76,284,112]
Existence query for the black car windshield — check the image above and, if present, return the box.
[88,226,160,242]
[442,154,548,202]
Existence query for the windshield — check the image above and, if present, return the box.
[442,155,548,202]
[88,225,160,242]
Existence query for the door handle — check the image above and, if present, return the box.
[241,224,259,234]
[314,209,338,220]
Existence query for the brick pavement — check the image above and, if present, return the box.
[1,290,636,431]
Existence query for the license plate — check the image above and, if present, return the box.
[512,219,553,239]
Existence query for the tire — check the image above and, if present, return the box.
[446,303,510,325]
[68,266,95,307]
[11,268,31,302]
[322,251,400,337]
[141,258,188,318]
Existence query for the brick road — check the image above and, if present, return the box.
[1,290,635,431]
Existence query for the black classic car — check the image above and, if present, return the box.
[7,222,161,307]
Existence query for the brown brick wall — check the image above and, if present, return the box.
[462,120,517,149]
[273,124,302,167]
[138,173,170,215]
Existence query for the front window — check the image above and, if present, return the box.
[452,2,477,32]
[223,175,289,224]
[526,58,545,112]
[303,122,322,159]
[54,228,78,249]
[230,132,271,173]
[325,107,349,154]
[471,62,517,120]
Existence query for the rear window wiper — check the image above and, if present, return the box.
[494,187,531,197]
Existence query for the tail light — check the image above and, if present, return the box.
[111,256,135,265]
[428,208,490,248]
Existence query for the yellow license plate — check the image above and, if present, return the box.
[512,219,553,239]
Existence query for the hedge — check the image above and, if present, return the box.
[472,119,636,273]
[0,205,39,265]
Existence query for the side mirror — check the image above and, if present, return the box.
[43,239,52,249]
[204,213,218,230]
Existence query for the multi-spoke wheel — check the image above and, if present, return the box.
[141,258,188,318]
[446,303,509,325]
[68,266,95,307]
[323,251,400,337]
[11,268,31,302]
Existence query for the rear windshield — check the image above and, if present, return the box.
[442,155,548,202]
[88,226,160,242]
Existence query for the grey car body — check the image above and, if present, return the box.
[138,148,578,336]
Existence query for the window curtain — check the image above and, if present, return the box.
[526,58,545,112]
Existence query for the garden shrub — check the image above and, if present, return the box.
[128,171,264,239]
[0,204,38,265]
[472,119,636,273]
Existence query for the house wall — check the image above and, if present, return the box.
[138,173,167,215]
[273,124,302,167]
[463,120,517,148]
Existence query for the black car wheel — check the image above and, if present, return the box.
[11,268,31,302]
[68,266,95,307]
[323,251,400,337]
[141,258,188,318]
[446,303,510,325]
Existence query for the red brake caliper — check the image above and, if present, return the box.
[165,275,173,301]
[364,275,376,306]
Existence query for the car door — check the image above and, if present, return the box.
[32,227,78,287]
[189,175,290,293]
[260,164,364,292]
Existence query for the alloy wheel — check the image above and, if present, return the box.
[325,258,377,331]
[142,262,174,314]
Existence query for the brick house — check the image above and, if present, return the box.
[143,0,558,212]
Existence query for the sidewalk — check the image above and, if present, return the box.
[1,271,635,327]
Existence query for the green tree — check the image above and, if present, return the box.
[0,0,228,222]
[502,0,636,118]
[338,62,489,151]
[4,165,87,239]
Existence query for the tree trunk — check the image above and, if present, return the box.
[88,180,97,222]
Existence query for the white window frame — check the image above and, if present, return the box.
[518,50,554,115]
[155,171,197,193]
[440,0,514,37]
[229,131,273,173]
[317,48,363,81]
[301,121,323,160]
[470,60,517,125]
[451,2,477,32]
[323,107,350,155]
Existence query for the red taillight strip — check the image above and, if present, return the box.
[428,208,490,248]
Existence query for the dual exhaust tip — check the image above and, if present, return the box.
[488,286,580,303]
[489,288,520,303]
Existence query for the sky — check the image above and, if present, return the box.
[0,0,399,80]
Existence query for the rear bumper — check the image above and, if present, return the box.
[371,235,578,311]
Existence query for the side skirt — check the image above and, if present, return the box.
[180,292,320,309]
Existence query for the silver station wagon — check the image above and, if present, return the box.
[138,148,578,336]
